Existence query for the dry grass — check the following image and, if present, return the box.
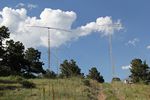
[101,82,150,100]
[0,76,99,100]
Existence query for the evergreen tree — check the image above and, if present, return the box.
[130,58,149,83]
[60,59,81,78]
[43,69,57,79]
[87,67,104,83]
[0,26,10,76]
[0,26,10,57]
[4,40,25,75]
[0,26,45,77]
[24,48,45,75]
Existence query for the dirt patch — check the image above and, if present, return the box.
[98,88,106,100]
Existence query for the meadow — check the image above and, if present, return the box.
[100,82,150,100]
[0,76,99,100]
[1,76,150,100]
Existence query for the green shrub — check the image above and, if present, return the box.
[112,77,121,82]
[9,76,24,82]
[21,80,36,88]
[87,67,104,83]
[22,73,36,79]
[15,76,24,82]
[83,79,90,86]
[43,69,57,79]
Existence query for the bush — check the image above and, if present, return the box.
[58,74,64,79]
[21,73,36,79]
[83,79,90,86]
[60,59,82,78]
[112,77,121,82]
[87,67,104,83]
[15,76,24,82]
[43,69,57,79]
[0,66,11,76]
[9,76,24,82]
[21,80,35,88]
[130,59,149,83]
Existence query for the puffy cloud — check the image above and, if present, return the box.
[122,65,131,70]
[0,7,123,48]
[78,16,122,37]
[126,38,139,46]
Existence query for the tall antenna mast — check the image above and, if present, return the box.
[48,29,50,70]
[27,25,71,71]
[97,24,120,78]
[109,34,115,78]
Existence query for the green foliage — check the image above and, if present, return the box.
[9,76,24,82]
[20,80,36,88]
[0,26,10,41]
[82,79,90,86]
[0,77,92,100]
[60,59,82,78]
[4,40,25,75]
[0,26,10,54]
[43,69,57,79]
[0,26,45,77]
[102,82,150,100]
[112,77,121,82]
[21,73,36,79]
[87,67,104,83]
[130,58,149,83]
[0,66,11,76]
[24,48,45,74]
[0,26,10,76]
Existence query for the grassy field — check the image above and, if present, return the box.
[100,82,150,100]
[0,76,100,100]
[1,76,150,100]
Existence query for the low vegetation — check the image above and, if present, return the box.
[0,76,150,100]
[0,76,100,100]
[100,82,150,100]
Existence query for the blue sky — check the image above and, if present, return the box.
[0,0,150,82]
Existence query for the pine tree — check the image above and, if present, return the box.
[60,59,81,78]
[87,67,104,83]
[130,58,149,83]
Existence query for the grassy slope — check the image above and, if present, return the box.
[1,77,150,100]
[0,77,100,100]
[100,82,150,100]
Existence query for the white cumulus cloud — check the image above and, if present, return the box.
[77,16,122,37]
[0,7,123,48]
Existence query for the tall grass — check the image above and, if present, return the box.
[0,76,98,100]
[102,82,150,100]
[2,76,150,100]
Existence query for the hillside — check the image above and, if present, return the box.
[0,76,100,100]
[99,82,150,100]
[0,76,150,100]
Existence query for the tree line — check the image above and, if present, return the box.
[1,26,150,84]
[0,26,104,83]
[38,59,104,83]
[0,26,45,77]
